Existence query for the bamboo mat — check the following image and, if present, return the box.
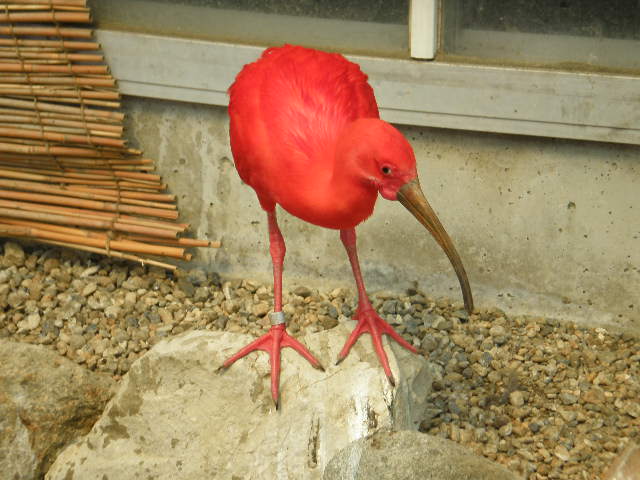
[0,0,218,270]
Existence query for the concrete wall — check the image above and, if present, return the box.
[123,97,639,332]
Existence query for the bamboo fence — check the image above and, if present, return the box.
[0,0,218,270]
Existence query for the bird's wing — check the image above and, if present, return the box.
[229,46,379,193]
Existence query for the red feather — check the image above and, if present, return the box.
[229,45,381,229]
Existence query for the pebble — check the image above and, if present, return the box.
[0,241,638,480]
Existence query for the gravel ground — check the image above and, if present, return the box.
[1,241,638,480]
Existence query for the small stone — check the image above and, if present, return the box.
[251,302,270,317]
[80,266,99,278]
[582,387,605,405]
[2,241,25,267]
[509,391,525,407]
[432,317,452,331]
[104,305,121,319]
[472,363,489,377]
[293,286,312,298]
[560,392,578,405]
[489,325,506,337]
[559,409,577,422]
[81,283,97,297]
[17,312,40,332]
[554,444,571,462]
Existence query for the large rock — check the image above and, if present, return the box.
[46,323,433,479]
[0,340,116,480]
[323,430,522,480]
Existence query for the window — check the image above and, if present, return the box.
[90,0,640,145]
[88,0,408,58]
[441,0,640,73]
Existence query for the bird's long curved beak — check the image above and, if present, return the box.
[397,178,474,313]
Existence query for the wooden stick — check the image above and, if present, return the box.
[0,97,124,122]
[0,196,185,232]
[0,178,176,210]
[65,185,176,202]
[0,26,93,38]
[0,86,119,100]
[0,63,108,74]
[0,108,122,129]
[0,166,163,187]
[0,111,122,132]
[0,39,99,50]
[35,96,121,109]
[0,221,186,258]
[0,53,104,63]
[3,0,87,6]
[0,126,125,148]
[0,202,182,239]
[0,120,121,138]
[0,142,129,158]
[38,239,178,270]
[125,234,221,248]
[0,189,179,219]
[0,217,183,250]
[0,11,91,23]
[0,75,114,87]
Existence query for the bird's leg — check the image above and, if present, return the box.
[220,210,322,409]
[336,228,418,386]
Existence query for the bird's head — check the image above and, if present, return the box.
[337,118,474,313]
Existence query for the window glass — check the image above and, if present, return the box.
[88,0,409,58]
[441,0,640,73]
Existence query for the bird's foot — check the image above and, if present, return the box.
[336,306,418,386]
[220,323,323,409]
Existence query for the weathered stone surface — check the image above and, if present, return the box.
[323,430,521,480]
[0,340,116,480]
[46,323,433,480]
[603,442,640,480]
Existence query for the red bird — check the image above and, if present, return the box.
[223,45,473,408]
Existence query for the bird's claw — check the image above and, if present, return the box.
[337,307,417,386]
[221,324,321,409]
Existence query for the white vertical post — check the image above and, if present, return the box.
[410,0,438,60]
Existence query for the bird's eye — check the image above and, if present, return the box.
[381,166,392,175]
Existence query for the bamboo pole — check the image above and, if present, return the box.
[0,120,121,138]
[0,166,163,188]
[0,52,104,62]
[0,221,186,258]
[0,11,91,23]
[0,109,123,130]
[0,126,126,148]
[0,178,176,210]
[0,75,114,87]
[0,111,122,133]
[125,234,221,248]
[0,218,186,255]
[0,39,99,50]
[66,185,176,203]
[0,189,179,219]
[0,86,119,100]
[0,97,124,122]
[0,63,108,74]
[0,196,186,232]
[0,202,182,239]
[38,239,179,270]
[0,142,128,158]
[3,0,87,6]
[0,26,93,38]
[35,97,121,109]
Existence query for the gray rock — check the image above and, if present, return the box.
[0,340,115,480]
[46,323,433,480]
[323,430,521,480]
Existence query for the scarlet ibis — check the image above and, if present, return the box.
[222,45,473,408]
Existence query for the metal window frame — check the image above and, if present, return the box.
[97,28,640,146]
